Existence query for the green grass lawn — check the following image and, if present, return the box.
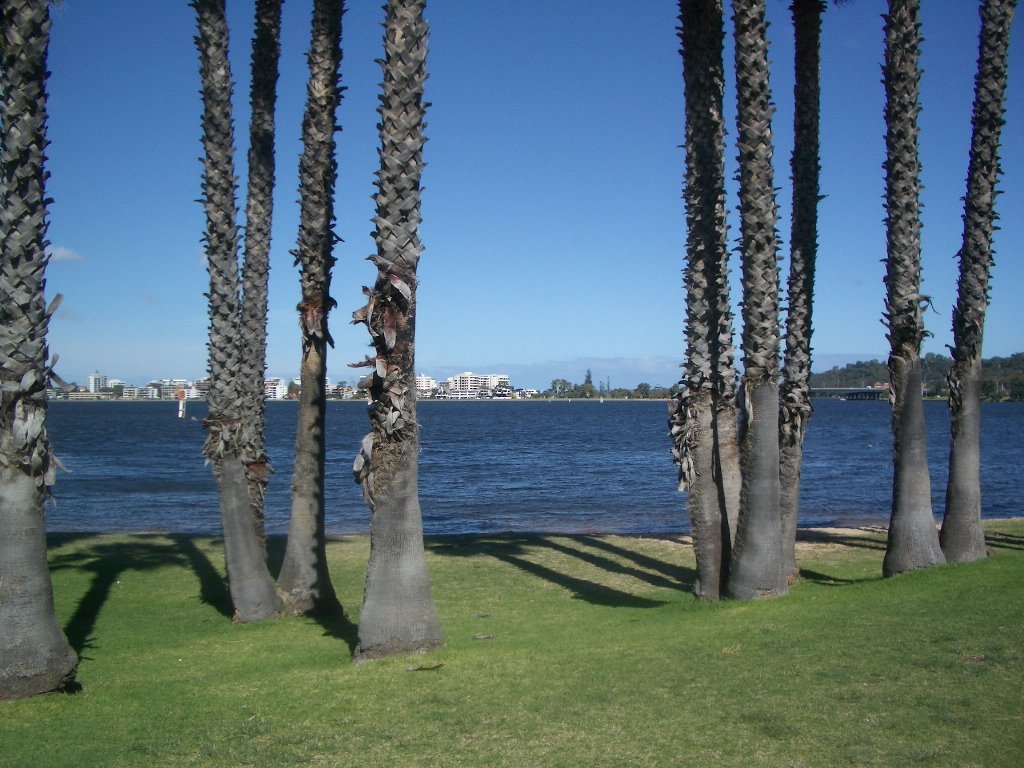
[3,520,1022,768]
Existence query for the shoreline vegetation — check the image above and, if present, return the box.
[3,518,1020,766]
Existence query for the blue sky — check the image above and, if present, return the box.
[43,0,1022,391]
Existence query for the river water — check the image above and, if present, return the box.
[43,398,1022,535]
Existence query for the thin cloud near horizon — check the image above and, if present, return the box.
[47,244,84,262]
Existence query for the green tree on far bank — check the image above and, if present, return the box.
[580,369,596,398]
[809,353,1024,401]
[548,379,573,397]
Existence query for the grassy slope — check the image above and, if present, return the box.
[2,520,1022,768]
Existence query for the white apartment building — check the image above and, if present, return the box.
[415,374,437,397]
[264,378,289,400]
[443,372,510,398]
[121,386,160,400]
[87,371,107,392]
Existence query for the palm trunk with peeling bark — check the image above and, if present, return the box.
[353,0,442,659]
[277,0,344,616]
[194,0,281,621]
[0,0,78,699]
[941,0,1016,563]
[671,0,737,600]
[779,0,825,584]
[881,0,944,577]
[726,0,787,600]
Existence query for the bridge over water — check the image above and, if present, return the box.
[808,387,888,401]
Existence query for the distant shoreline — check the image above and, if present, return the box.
[48,396,675,405]
[43,518,1024,541]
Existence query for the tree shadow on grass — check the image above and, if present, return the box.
[575,534,693,587]
[429,534,696,607]
[50,534,358,660]
[308,610,359,655]
[170,535,233,618]
[798,568,868,586]
[49,536,187,657]
[793,528,888,586]
[265,535,358,654]
[985,530,1024,552]
[796,527,888,551]
[47,532,105,550]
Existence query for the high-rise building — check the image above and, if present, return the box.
[264,378,289,400]
[415,374,437,396]
[86,371,107,392]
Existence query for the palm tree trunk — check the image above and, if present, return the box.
[194,0,282,620]
[881,0,944,577]
[672,0,733,599]
[277,0,344,616]
[358,411,441,656]
[0,453,78,699]
[238,0,283,545]
[279,341,339,614]
[354,0,442,659]
[713,392,742,550]
[726,0,787,600]
[779,0,826,584]
[218,455,283,618]
[941,0,1016,563]
[0,0,78,699]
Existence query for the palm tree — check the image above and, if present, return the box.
[193,0,282,620]
[940,0,1017,563]
[352,0,442,659]
[671,0,736,600]
[880,0,944,577]
[0,0,78,698]
[725,0,788,600]
[237,0,283,546]
[779,0,826,583]
[276,0,344,616]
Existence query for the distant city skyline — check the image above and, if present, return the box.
[73,351,907,395]
[42,2,1023,393]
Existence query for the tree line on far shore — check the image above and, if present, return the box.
[809,352,1024,401]
[540,352,1024,401]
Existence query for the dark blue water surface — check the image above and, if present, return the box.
[44,399,1023,535]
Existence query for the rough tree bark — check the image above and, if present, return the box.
[353,0,442,659]
[0,0,78,699]
[726,0,787,600]
[880,0,945,577]
[237,0,283,545]
[193,0,282,620]
[779,0,825,584]
[671,0,735,600]
[276,0,344,616]
[940,0,1016,564]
